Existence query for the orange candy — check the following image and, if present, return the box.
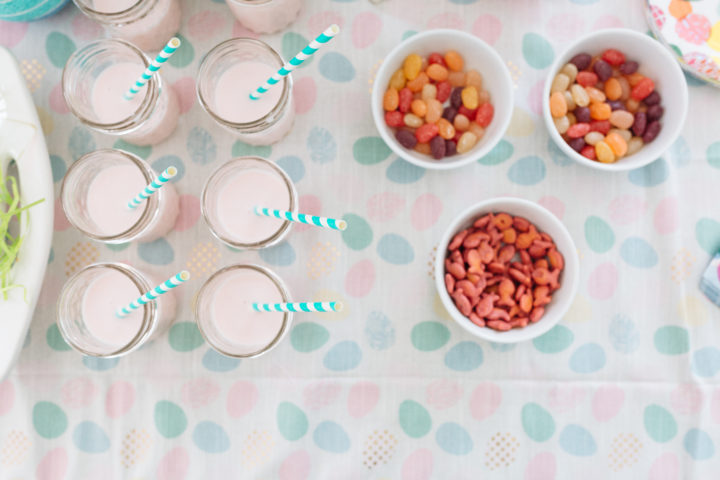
[605,132,628,157]
[410,99,427,117]
[549,92,568,118]
[437,118,456,139]
[426,63,449,82]
[406,72,429,92]
[444,50,464,71]
[589,102,611,120]
[383,88,399,111]
[604,77,622,101]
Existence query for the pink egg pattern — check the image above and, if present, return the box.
[402,448,433,480]
[469,383,502,420]
[303,381,342,410]
[670,383,703,415]
[648,452,680,480]
[347,382,379,418]
[367,192,406,222]
[592,385,625,422]
[105,381,135,418]
[351,12,382,49]
[293,77,317,114]
[524,451,556,480]
[471,14,502,45]
[410,193,442,231]
[654,197,679,234]
[425,379,463,409]
[279,449,311,480]
[588,262,618,300]
[157,447,190,480]
[172,77,196,115]
[345,259,375,298]
[608,195,646,225]
[227,381,259,418]
[0,380,14,416]
[174,194,201,232]
[181,378,220,408]
[61,378,97,408]
[36,447,68,480]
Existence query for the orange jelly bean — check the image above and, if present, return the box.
[605,132,628,157]
[383,88,399,111]
[406,72,429,92]
[410,99,427,117]
[427,63,449,82]
[549,91,567,118]
[589,102,611,120]
[604,77,622,101]
[444,50,464,71]
[437,118,456,139]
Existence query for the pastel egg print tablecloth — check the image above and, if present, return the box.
[2,0,720,478]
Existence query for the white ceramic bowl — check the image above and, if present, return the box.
[371,29,513,170]
[543,28,688,172]
[435,198,580,344]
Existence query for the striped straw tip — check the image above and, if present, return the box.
[179,270,191,281]
[332,302,344,312]
[169,37,181,48]
[337,220,348,231]
[166,166,178,177]
[328,24,340,34]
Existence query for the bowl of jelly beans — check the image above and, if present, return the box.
[371,29,513,170]
[435,197,579,343]
[543,28,688,171]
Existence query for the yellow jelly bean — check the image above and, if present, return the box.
[403,53,422,81]
[389,68,406,90]
[461,86,479,109]
[595,141,616,163]
[456,132,478,154]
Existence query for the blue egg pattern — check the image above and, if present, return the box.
[68,126,95,161]
[559,425,597,456]
[138,238,175,265]
[608,314,640,354]
[202,349,241,372]
[508,156,546,185]
[307,127,336,164]
[323,341,362,371]
[72,421,110,453]
[547,138,573,166]
[186,127,216,165]
[377,234,414,265]
[192,421,230,453]
[691,347,720,378]
[318,52,355,82]
[258,242,296,266]
[620,237,658,268]
[276,155,305,182]
[364,311,395,350]
[569,343,606,373]
[386,158,426,184]
[628,158,669,187]
[82,356,119,371]
[313,421,350,453]
[444,341,483,371]
[435,422,474,455]
[50,155,66,183]
[684,429,715,460]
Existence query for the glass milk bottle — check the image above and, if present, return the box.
[72,0,182,52]
[197,38,295,146]
[62,39,179,146]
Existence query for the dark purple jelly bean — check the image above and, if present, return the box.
[593,59,612,81]
[445,139,457,157]
[608,100,626,111]
[646,104,664,122]
[442,106,458,122]
[569,53,592,70]
[568,137,586,152]
[450,88,463,108]
[619,61,639,75]
[642,121,661,143]
[574,106,591,123]
[643,91,661,106]
[632,111,647,137]
[430,136,446,159]
[395,129,417,149]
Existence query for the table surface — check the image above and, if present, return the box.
[2,0,720,478]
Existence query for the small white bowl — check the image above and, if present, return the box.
[371,29,513,170]
[543,28,688,172]
[435,198,580,344]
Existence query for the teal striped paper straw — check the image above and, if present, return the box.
[116,270,190,318]
[123,37,181,101]
[127,166,177,209]
[252,302,343,313]
[254,206,347,231]
[249,24,340,101]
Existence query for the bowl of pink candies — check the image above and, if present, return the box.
[435,198,580,344]
[371,29,514,170]
[543,28,688,171]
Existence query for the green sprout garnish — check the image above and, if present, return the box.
[1,168,44,301]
